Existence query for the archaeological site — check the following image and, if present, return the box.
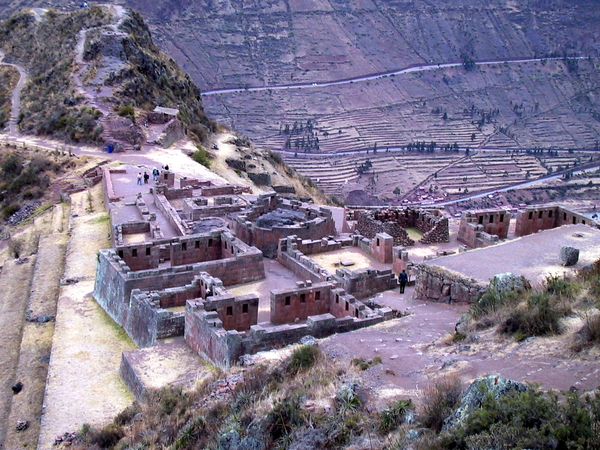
[90,165,600,398]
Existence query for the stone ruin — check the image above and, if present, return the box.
[95,168,404,378]
[348,207,450,246]
[231,191,336,258]
[457,209,511,249]
[458,205,598,249]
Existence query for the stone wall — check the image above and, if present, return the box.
[270,281,333,324]
[354,207,449,246]
[93,231,265,327]
[232,192,336,257]
[153,192,191,235]
[413,264,486,303]
[458,210,511,248]
[335,267,397,299]
[514,205,596,236]
[185,301,393,369]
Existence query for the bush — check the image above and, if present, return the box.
[501,292,564,338]
[3,202,20,220]
[545,273,580,298]
[443,387,600,450]
[379,398,413,432]
[117,105,135,122]
[420,376,463,432]
[266,395,305,441]
[287,344,321,374]
[191,147,211,168]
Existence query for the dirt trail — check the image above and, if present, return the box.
[37,186,135,449]
[0,49,27,136]
[2,204,69,450]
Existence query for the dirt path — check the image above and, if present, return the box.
[37,186,135,449]
[0,49,27,136]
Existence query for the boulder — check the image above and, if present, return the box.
[443,375,528,431]
[559,246,579,266]
[489,273,530,295]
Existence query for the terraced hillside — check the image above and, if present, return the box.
[283,149,600,206]
[0,0,599,154]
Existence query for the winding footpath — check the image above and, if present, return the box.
[0,50,27,136]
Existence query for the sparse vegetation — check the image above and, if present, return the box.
[191,146,211,168]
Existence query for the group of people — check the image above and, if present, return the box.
[136,165,169,186]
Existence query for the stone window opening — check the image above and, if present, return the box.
[355,310,359,318]
[345,301,349,311]
[376,238,380,246]
[478,216,484,225]
[315,291,321,301]
[118,250,124,259]
[335,294,339,304]
[132,249,137,257]
[573,216,577,224]
[146,247,151,256]
[285,296,291,306]
[500,214,504,222]
[564,212,567,220]
[489,216,494,224]
[226,306,233,316]
[208,238,213,246]
[549,210,553,218]
[539,211,543,219]
[529,212,533,220]
[195,240,200,249]
[300,293,306,303]
[224,241,228,249]
[182,242,187,251]
[583,220,586,225]
[242,304,248,313]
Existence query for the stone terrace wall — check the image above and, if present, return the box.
[413,264,486,303]
[154,192,191,235]
[514,205,597,237]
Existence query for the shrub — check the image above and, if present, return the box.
[379,398,413,432]
[91,423,124,448]
[266,395,304,441]
[117,105,135,122]
[420,376,463,432]
[3,203,21,220]
[443,387,600,450]
[287,344,321,374]
[545,273,580,298]
[579,313,600,344]
[191,146,211,168]
[501,292,564,338]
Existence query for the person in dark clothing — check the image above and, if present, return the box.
[398,270,408,294]
[143,171,149,184]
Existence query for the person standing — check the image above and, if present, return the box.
[152,167,159,181]
[137,172,142,185]
[398,270,408,294]
[143,171,149,184]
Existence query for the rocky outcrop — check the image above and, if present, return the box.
[443,375,529,431]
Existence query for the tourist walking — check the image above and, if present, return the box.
[152,167,159,181]
[137,172,142,185]
[398,270,408,294]
[143,171,149,184]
